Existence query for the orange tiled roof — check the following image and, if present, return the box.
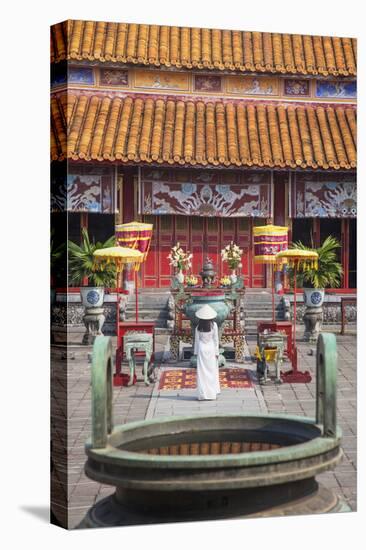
[51,93,357,170]
[51,20,357,77]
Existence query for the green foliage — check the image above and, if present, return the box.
[51,240,66,269]
[68,228,116,287]
[289,236,343,289]
[51,231,67,286]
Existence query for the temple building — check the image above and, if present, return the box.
[51,21,357,291]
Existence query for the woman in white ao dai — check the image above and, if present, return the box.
[194,305,220,401]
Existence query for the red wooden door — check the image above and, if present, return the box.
[159,216,175,287]
[206,218,220,274]
[236,218,252,286]
[190,217,204,276]
[221,218,235,278]
[141,214,158,288]
[142,215,175,288]
[142,215,266,288]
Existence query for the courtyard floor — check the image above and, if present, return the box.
[51,329,357,529]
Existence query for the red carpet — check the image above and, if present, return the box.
[158,368,253,390]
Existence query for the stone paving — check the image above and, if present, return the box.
[52,329,357,529]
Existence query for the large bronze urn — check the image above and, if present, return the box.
[80,333,348,528]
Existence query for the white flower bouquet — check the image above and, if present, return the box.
[167,242,193,272]
[221,241,243,270]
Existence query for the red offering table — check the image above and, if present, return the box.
[115,321,155,386]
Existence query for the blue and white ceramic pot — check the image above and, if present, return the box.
[80,287,105,308]
[303,288,325,308]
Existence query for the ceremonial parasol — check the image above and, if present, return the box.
[253,225,288,321]
[115,221,154,322]
[93,246,144,270]
[115,221,153,261]
[275,248,319,383]
[93,246,144,322]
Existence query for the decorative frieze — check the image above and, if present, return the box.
[68,66,94,84]
[140,169,272,218]
[51,172,116,213]
[316,80,357,98]
[51,64,357,104]
[226,75,279,96]
[100,68,128,86]
[284,79,310,96]
[134,70,189,91]
[291,173,357,218]
[194,74,222,92]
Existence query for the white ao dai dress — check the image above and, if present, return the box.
[194,322,220,400]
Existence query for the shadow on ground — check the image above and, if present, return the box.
[20,506,50,524]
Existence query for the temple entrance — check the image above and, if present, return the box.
[141,215,266,289]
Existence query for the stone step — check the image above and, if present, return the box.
[126,297,169,307]
[125,288,286,329]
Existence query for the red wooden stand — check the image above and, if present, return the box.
[114,320,155,386]
[256,320,311,384]
[257,321,293,360]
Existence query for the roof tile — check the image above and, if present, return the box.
[51,92,356,169]
[51,21,357,76]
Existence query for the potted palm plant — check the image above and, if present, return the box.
[68,228,116,309]
[290,236,343,341]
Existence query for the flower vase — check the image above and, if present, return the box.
[229,269,237,284]
[175,270,185,285]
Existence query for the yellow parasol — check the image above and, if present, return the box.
[253,225,289,264]
[275,248,319,383]
[115,221,153,261]
[275,249,318,270]
[114,221,154,323]
[93,246,144,272]
[93,246,144,323]
[253,225,288,321]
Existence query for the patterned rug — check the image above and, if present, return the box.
[158,368,253,390]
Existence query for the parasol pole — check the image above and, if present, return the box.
[135,269,139,323]
[293,260,297,347]
[272,264,275,322]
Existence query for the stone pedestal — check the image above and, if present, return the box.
[303,306,323,343]
[83,307,105,345]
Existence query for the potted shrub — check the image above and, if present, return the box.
[292,236,343,299]
[68,228,116,308]
[290,236,343,341]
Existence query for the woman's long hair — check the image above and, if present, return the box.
[197,319,214,332]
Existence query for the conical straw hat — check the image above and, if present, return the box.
[195,305,217,320]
